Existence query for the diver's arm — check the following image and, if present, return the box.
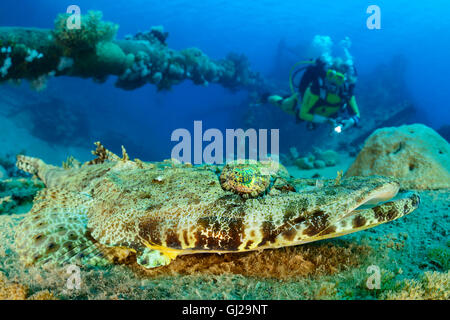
[348,95,360,120]
[299,87,320,122]
[281,93,299,115]
[268,93,298,115]
[341,95,360,130]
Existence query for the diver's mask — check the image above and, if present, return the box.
[324,69,346,93]
[326,69,345,85]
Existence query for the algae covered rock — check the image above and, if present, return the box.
[294,148,339,170]
[313,160,326,169]
[295,156,314,170]
[313,148,340,167]
[95,41,130,75]
[346,124,450,189]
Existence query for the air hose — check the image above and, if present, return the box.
[288,60,315,95]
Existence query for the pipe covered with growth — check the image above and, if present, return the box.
[0,11,271,94]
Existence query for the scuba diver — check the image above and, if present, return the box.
[268,56,360,133]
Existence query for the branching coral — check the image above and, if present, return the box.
[53,10,118,56]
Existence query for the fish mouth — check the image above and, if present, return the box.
[353,180,400,210]
[353,191,421,214]
[313,191,421,242]
[274,180,420,248]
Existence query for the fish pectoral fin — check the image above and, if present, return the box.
[136,247,178,268]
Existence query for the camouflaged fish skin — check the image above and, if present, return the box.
[13,145,420,269]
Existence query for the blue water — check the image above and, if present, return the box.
[1,0,449,161]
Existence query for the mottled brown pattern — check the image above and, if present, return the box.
[139,218,162,245]
[258,221,276,247]
[352,215,367,228]
[282,227,297,241]
[293,215,307,225]
[244,240,254,250]
[212,195,245,214]
[193,216,244,251]
[373,202,398,222]
[320,225,337,236]
[283,205,297,222]
[182,230,189,246]
[165,229,182,249]
[302,211,330,237]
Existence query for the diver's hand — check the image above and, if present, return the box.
[341,117,356,131]
[312,114,331,124]
[327,118,338,127]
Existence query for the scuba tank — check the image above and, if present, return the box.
[289,58,327,98]
[288,58,324,125]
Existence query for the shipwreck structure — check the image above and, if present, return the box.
[0,11,271,95]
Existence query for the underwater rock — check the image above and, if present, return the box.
[313,160,326,169]
[313,148,340,167]
[293,148,340,170]
[346,124,450,189]
[289,147,299,159]
[295,156,314,170]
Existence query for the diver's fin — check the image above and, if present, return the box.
[136,247,175,268]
